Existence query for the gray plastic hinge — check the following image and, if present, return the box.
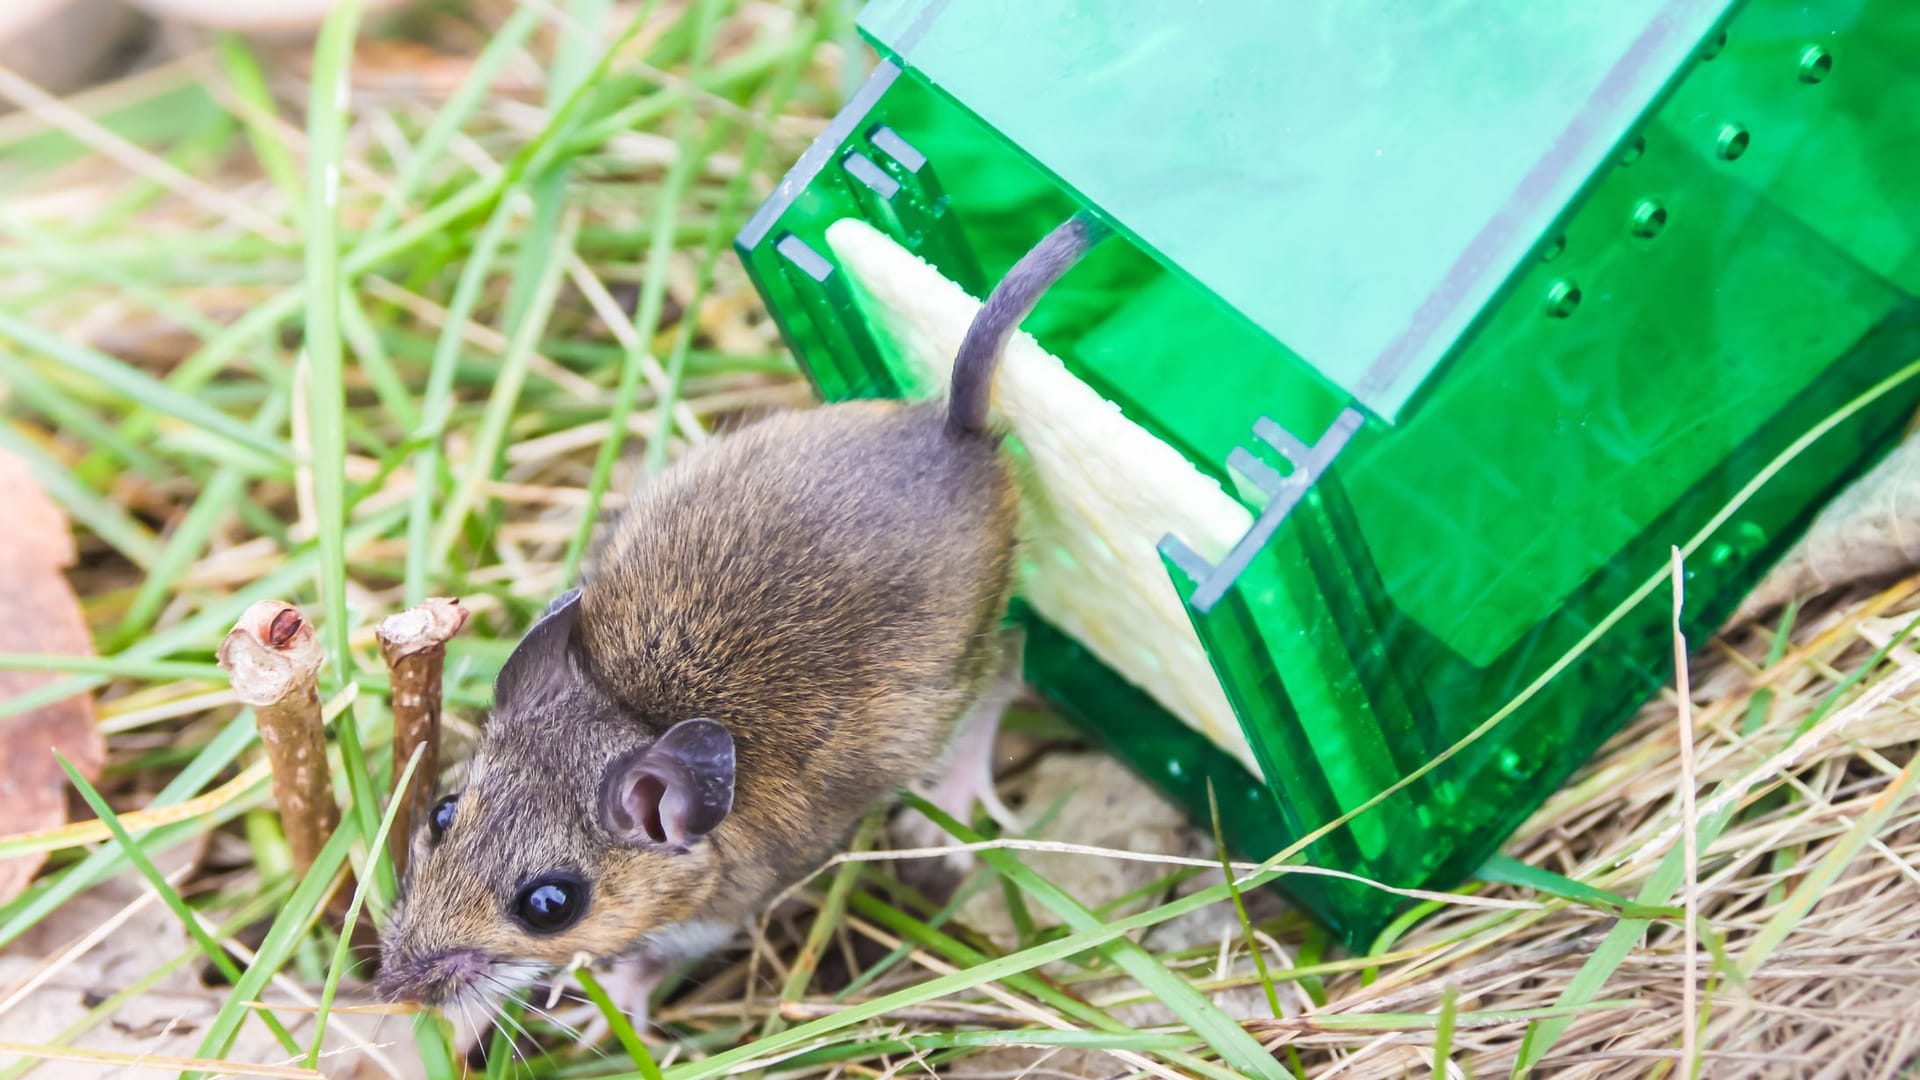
[842,151,901,199]
[1159,407,1366,615]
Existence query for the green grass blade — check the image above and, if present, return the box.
[845,891,1125,1034]
[307,744,424,1066]
[1210,781,1282,1019]
[762,817,876,1038]
[1737,752,1920,978]
[0,708,258,948]
[904,795,1289,1079]
[300,0,362,678]
[0,312,287,460]
[1313,1001,1637,1031]
[194,820,356,1066]
[402,200,514,603]
[298,0,391,900]
[429,211,579,566]
[774,1028,1196,1071]
[486,0,605,387]
[1739,600,1800,737]
[635,0,725,481]
[341,290,419,433]
[0,351,167,478]
[1511,797,1740,1077]
[0,504,406,724]
[111,391,292,648]
[212,33,304,206]
[360,5,543,241]
[1478,853,1680,920]
[482,996,524,1080]
[1785,610,1920,743]
[0,422,160,569]
[54,755,304,1064]
[564,2,817,580]
[445,6,595,575]
[835,793,1076,1002]
[576,967,665,1080]
[666,857,1299,1079]
[0,655,223,681]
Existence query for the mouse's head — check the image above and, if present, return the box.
[375,589,737,1012]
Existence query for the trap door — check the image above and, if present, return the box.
[857,0,1736,422]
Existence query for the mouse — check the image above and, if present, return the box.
[375,210,1113,1038]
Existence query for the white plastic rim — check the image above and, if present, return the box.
[124,0,409,33]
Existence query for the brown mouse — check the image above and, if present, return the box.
[376,211,1112,1033]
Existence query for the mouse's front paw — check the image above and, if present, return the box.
[577,952,662,1045]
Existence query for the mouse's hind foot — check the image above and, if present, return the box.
[898,630,1025,873]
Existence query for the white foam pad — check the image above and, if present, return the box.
[826,220,1262,779]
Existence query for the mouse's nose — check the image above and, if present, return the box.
[375,948,488,1005]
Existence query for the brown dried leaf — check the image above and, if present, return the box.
[0,449,105,904]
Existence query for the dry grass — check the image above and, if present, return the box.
[0,2,1916,1078]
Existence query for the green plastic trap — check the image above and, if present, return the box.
[734,0,1920,943]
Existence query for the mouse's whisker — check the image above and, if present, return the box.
[505,1006,544,1075]
[479,970,590,1047]
[506,989,585,1041]
[494,1012,530,1075]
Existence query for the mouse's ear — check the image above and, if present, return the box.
[494,588,583,710]
[600,718,735,848]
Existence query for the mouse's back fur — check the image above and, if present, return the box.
[575,397,1017,919]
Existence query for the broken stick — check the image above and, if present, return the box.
[217,601,339,875]
[375,598,469,873]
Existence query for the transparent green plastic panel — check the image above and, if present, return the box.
[1341,0,1920,664]
[738,0,1920,943]
[1343,131,1909,666]
[858,0,1735,420]
[1160,0,1920,920]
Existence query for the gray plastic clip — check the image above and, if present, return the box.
[1159,407,1366,615]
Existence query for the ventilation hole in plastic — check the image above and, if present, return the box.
[1716,124,1750,161]
[1545,280,1582,318]
[1618,135,1647,166]
[1538,234,1566,262]
[1700,29,1728,61]
[1799,45,1834,84]
[1630,199,1668,239]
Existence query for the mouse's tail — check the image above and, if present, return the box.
[947,210,1112,438]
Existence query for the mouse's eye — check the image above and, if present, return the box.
[428,796,458,841]
[513,875,588,934]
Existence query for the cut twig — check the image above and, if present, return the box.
[375,597,468,872]
[216,601,338,875]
